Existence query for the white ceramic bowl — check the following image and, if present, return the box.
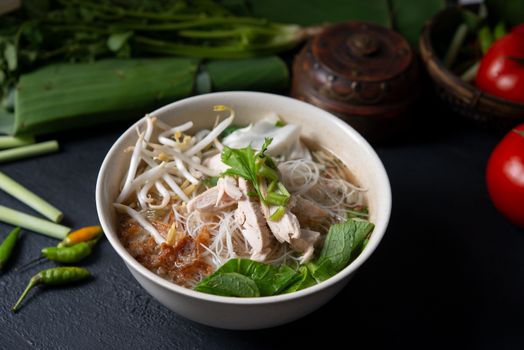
[96,91,391,330]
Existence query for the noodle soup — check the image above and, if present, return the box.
[115,106,372,296]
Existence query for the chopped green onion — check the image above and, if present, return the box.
[0,172,63,223]
[266,192,289,206]
[269,206,286,221]
[267,180,277,193]
[0,140,59,163]
[277,182,290,197]
[258,164,279,182]
[0,136,35,149]
[0,205,70,239]
[347,207,369,219]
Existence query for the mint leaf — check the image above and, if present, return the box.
[194,272,260,297]
[317,219,375,274]
[285,265,317,292]
[196,258,298,296]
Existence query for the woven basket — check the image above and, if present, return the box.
[419,6,524,129]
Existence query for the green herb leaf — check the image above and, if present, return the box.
[221,144,258,184]
[285,265,317,292]
[196,258,298,296]
[315,218,375,278]
[275,120,285,127]
[307,259,337,283]
[194,272,260,297]
[221,138,275,203]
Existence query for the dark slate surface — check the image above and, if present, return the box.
[1,107,523,349]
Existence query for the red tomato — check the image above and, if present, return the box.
[486,124,524,228]
[476,27,524,104]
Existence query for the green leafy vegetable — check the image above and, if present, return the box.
[195,258,298,296]
[221,138,269,201]
[221,138,291,219]
[318,219,374,271]
[194,272,260,297]
[285,265,317,293]
[308,218,375,282]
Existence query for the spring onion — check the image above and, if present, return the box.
[0,172,63,222]
[0,136,34,149]
[0,140,58,163]
[0,205,69,239]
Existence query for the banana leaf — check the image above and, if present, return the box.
[238,0,446,48]
[204,57,288,92]
[0,56,289,136]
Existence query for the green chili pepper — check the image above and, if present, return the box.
[42,239,98,264]
[18,238,99,271]
[0,227,21,270]
[12,267,90,312]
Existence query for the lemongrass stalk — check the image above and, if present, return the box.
[0,172,63,222]
[0,136,35,149]
[0,205,70,239]
[0,140,58,163]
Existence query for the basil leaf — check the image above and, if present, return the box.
[194,272,260,297]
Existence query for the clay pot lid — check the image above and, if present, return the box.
[312,22,413,82]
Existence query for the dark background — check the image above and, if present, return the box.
[0,94,523,349]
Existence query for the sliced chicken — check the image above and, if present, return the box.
[290,229,321,263]
[216,176,242,205]
[187,186,236,213]
[290,196,329,228]
[263,206,301,244]
[258,181,301,244]
[234,178,272,261]
[203,153,230,174]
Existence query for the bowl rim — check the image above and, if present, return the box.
[96,91,392,305]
